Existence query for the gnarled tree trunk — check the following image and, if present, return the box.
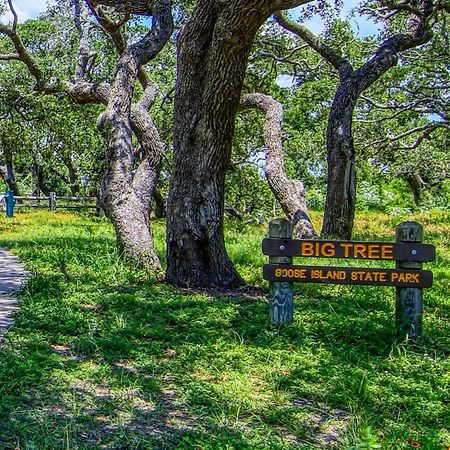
[0,0,172,272]
[68,80,167,270]
[404,173,426,205]
[275,3,434,239]
[321,79,357,239]
[85,0,172,271]
[0,159,20,196]
[99,83,168,270]
[166,0,311,288]
[240,93,316,238]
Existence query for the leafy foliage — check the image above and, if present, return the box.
[1,0,449,218]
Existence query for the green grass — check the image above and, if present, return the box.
[0,210,448,449]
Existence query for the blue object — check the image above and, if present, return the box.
[5,191,15,217]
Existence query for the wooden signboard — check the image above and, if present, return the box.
[263,264,433,288]
[264,218,435,342]
[262,238,435,262]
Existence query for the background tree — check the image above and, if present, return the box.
[275,0,439,239]
[0,0,173,271]
[355,19,450,206]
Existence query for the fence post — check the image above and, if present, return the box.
[49,192,57,211]
[5,191,15,217]
[396,221,423,342]
[268,218,294,324]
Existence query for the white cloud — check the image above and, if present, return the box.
[1,0,53,22]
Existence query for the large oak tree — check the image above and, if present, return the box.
[165,0,313,288]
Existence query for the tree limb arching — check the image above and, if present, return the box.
[84,0,152,89]
[0,11,45,90]
[239,93,316,238]
[87,0,154,15]
[274,12,351,75]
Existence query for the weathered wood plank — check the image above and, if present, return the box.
[268,218,293,324]
[14,196,50,201]
[396,221,424,342]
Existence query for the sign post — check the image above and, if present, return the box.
[268,218,293,324]
[5,191,15,218]
[49,192,57,211]
[396,222,424,341]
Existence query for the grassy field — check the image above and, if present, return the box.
[0,210,448,449]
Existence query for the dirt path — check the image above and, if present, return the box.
[0,248,28,340]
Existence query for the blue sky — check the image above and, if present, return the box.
[293,2,381,37]
[3,0,380,37]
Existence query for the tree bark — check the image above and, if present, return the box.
[0,160,20,196]
[240,93,316,238]
[321,78,358,239]
[166,0,312,288]
[404,173,425,205]
[167,2,266,287]
[68,80,167,269]
[88,0,172,271]
[32,162,49,197]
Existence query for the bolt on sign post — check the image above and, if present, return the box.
[263,219,435,340]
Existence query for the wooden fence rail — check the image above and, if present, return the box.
[3,191,98,216]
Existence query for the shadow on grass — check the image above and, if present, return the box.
[0,285,265,448]
[0,234,448,448]
[0,237,282,448]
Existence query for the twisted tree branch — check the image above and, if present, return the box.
[240,93,316,238]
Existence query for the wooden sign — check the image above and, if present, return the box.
[262,238,435,262]
[263,264,433,288]
[265,219,434,341]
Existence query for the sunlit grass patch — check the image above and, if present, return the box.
[0,210,448,448]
